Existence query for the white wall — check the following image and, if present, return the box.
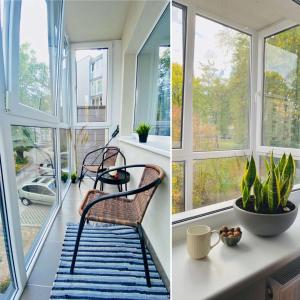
[118,0,170,280]
[119,140,170,279]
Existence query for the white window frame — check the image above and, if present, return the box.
[71,41,113,128]
[133,6,170,137]
[5,0,63,124]
[172,0,257,218]
[173,2,300,222]
[0,0,74,296]
[256,20,300,157]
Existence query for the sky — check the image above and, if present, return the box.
[172,6,249,79]
[20,0,49,64]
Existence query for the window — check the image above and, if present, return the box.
[172,13,252,215]
[0,161,16,297]
[262,26,300,148]
[172,3,186,148]
[76,49,108,123]
[134,5,170,136]
[172,162,185,214]
[11,126,57,260]
[75,128,108,173]
[193,16,251,151]
[60,128,70,194]
[60,39,70,123]
[18,0,61,115]
[193,157,247,208]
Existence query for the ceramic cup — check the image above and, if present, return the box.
[186,225,220,259]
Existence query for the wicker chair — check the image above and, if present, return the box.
[70,164,165,287]
[78,146,126,188]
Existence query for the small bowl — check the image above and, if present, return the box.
[220,232,242,247]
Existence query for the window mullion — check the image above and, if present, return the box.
[182,7,196,212]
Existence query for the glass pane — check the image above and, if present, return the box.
[19,0,61,114]
[193,157,246,208]
[172,162,185,214]
[60,40,69,123]
[193,15,251,151]
[11,126,57,259]
[134,5,170,136]
[259,155,300,185]
[60,129,70,194]
[75,128,108,174]
[172,4,185,148]
[262,26,300,148]
[76,49,108,122]
[0,0,4,30]
[0,165,15,297]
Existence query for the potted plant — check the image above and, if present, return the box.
[71,172,77,184]
[136,123,151,143]
[61,172,69,183]
[233,153,298,236]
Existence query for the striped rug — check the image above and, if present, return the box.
[50,223,169,299]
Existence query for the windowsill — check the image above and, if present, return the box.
[172,190,300,299]
[118,135,170,158]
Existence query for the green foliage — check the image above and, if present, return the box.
[241,153,295,213]
[192,157,246,209]
[19,43,51,113]
[0,277,10,293]
[71,172,77,183]
[61,172,69,183]
[14,145,32,164]
[136,123,151,136]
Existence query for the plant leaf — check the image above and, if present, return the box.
[242,185,249,209]
[245,156,256,188]
[268,168,281,212]
[253,177,263,212]
[278,153,286,176]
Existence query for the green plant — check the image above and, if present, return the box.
[241,153,295,213]
[0,277,10,293]
[71,172,77,183]
[136,123,151,136]
[61,172,69,183]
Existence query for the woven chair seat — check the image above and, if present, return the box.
[79,190,140,227]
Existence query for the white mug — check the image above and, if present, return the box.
[187,225,220,259]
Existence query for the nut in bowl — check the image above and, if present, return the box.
[219,226,242,247]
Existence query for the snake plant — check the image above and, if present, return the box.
[240,153,295,213]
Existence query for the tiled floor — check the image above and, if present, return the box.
[20,179,94,300]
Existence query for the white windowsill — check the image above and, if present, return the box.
[172,190,300,299]
[118,135,170,158]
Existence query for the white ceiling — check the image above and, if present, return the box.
[64,0,134,42]
[64,0,300,43]
[193,0,300,31]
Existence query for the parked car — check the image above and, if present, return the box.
[18,177,56,206]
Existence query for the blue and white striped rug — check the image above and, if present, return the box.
[50,223,169,299]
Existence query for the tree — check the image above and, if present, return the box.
[19,43,51,113]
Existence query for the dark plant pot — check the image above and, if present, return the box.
[233,198,298,237]
[71,178,77,184]
[138,134,148,143]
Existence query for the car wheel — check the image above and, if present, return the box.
[21,198,31,206]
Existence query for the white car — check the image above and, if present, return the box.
[18,177,56,206]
